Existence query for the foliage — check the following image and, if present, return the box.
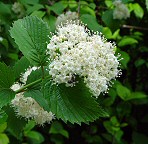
[0,0,148,143]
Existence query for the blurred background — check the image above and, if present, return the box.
[0,0,148,143]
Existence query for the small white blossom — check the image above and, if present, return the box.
[20,66,38,84]
[11,67,55,125]
[12,2,25,18]
[56,11,79,26]
[0,36,3,42]
[113,0,130,20]
[47,21,121,97]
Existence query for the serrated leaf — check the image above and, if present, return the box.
[13,56,30,80]
[45,79,108,124]
[10,16,50,66]
[0,62,15,89]
[118,37,138,47]
[0,63,15,108]
[80,14,103,32]
[26,69,42,89]
[0,90,15,108]
[24,90,50,112]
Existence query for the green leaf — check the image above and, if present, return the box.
[89,3,96,9]
[135,59,145,67]
[0,62,15,89]
[26,4,44,14]
[0,90,15,108]
[20,0,39,5]
[13,56,30,80]
[146,0,148,11]
[26,69,42,88]
[102,10,120,32]
[50,2,66,15]
[0,111,8,124]
[25,131,44,143]
[49,121,69,138]
[102,27,112,39]
[5,107,26,138]
[132,132,148,144]
[133,3,144,18]
[0,133,9,144]
[118,37,138,47]
[24,120,36,134]
[126,92,147,101]
[120,51,130,69]
[0,122,7,133]
[116,84,131,100]
[31,11,46,18]
[115,130,123,142]
[0,63,15,108]
[45,79,108,124]
[10,16,50,66]
[105,0,113,8]
[80,14,103,32]
[81,5,96,17]
[24,89,50,112]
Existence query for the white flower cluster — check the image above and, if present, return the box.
[113,0,130,20]
[56,11,79,26]
[12,2,25,18]
[47,21,121,97]
[11,67,54,125]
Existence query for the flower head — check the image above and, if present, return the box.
[113,0,130,20]
[56,11,79,26]
[47,21,121,97]
[11,67,55,125]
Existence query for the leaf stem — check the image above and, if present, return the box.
[15,75,51,94]
[41,65,45,79]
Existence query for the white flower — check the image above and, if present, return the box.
[113,0,130,20]
[20,66,38,84]
[47,21,121,97]
[56,11,79,26]
[0,37,3,42]
[11,66,55,125]
[12,2,25,18]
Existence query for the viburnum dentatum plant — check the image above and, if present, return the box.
[0,16,121,126]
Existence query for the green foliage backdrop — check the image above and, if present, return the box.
[0,0,148,144]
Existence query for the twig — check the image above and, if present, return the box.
[77,0,81,18]
[122,25,148,31]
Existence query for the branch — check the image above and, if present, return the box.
[77,0,81,18]
[15,75,51,94]
[122,25,148,31]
